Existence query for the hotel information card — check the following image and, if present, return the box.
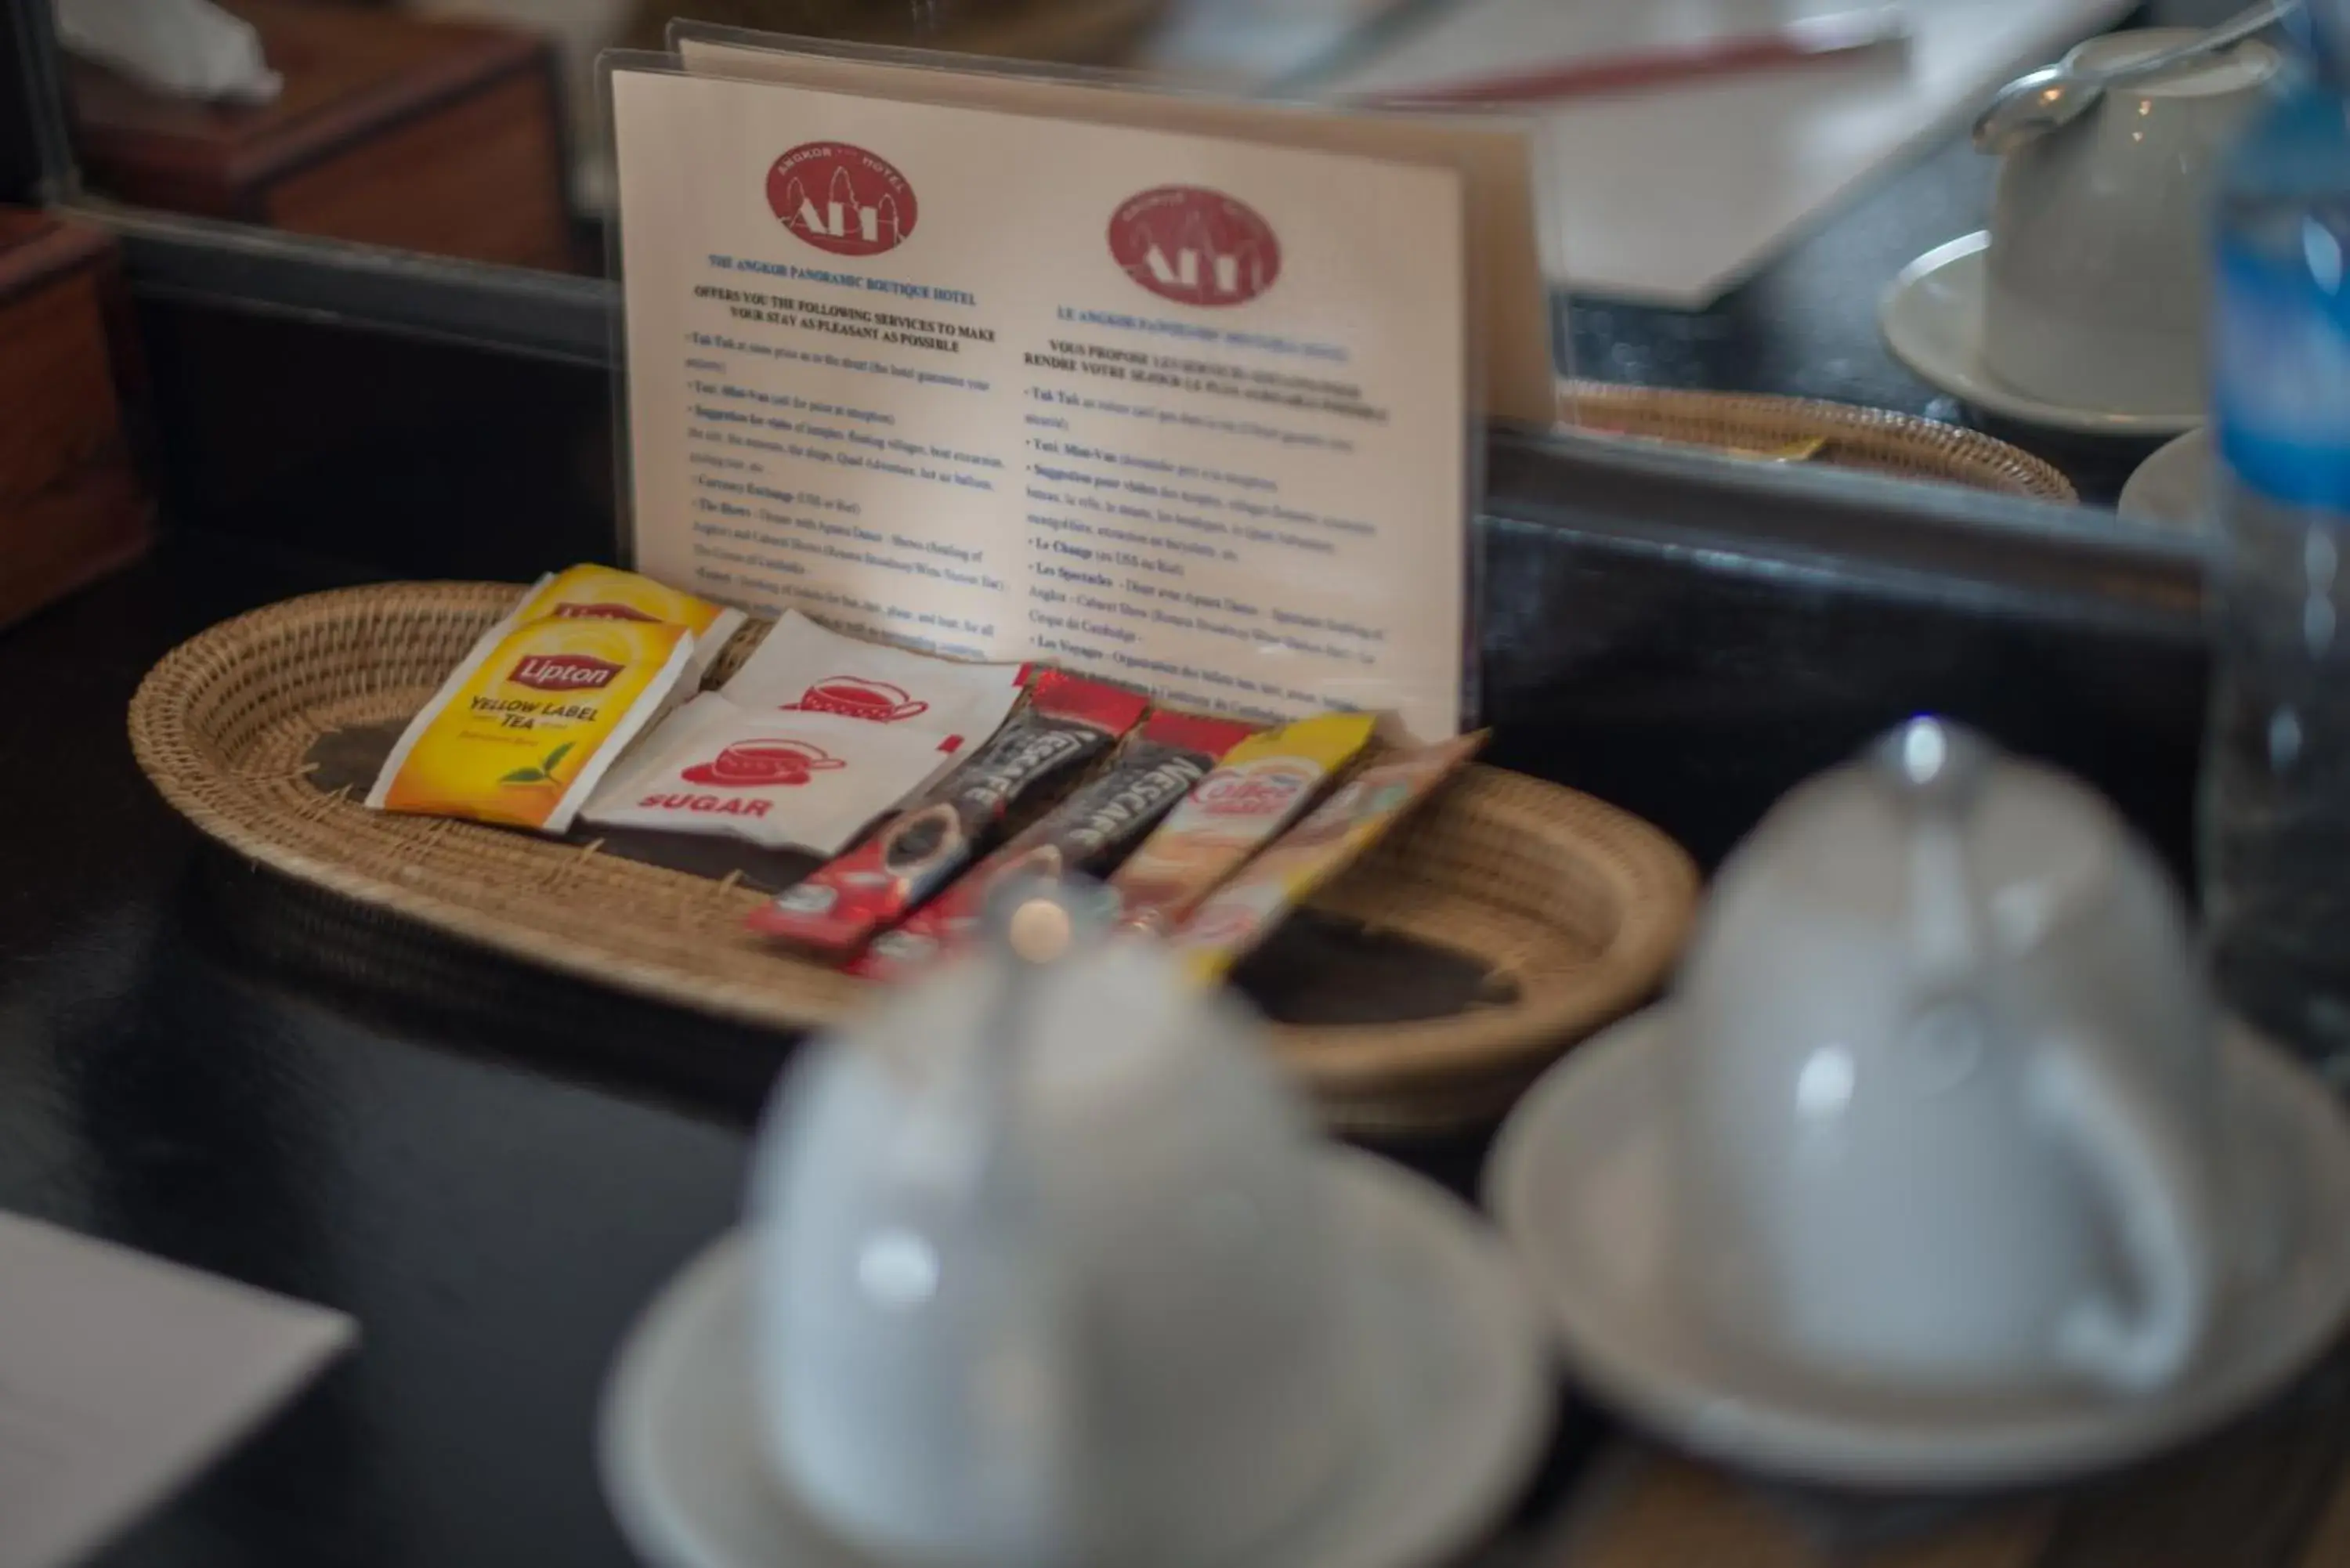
[613,65,1472,738]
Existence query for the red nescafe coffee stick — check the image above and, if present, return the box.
[747,670,1150,953]
[851,710,1259,979]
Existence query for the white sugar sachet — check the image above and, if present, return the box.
[719,611,1023,756]
[582,694,954,854]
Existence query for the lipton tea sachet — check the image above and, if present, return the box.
[853,710,1257,980]
[504,564,746,681]
[747,670,1150,955]
[367,616,697,834]
[1166,732,1487,985]
[1108,711,1377,937]
[721,609,1025,753]
[581,693,966,854]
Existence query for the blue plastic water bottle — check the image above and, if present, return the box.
[2205,2,2350,1080]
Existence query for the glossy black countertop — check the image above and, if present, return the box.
[0,463,2229,1566]
[3,530,1637,1567]
[11,516,2345,1568]
[0,537,761,1566]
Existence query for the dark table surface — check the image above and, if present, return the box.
[2,524,2342,1567]
[0,536,756,1567]
[0,533,1602,1568]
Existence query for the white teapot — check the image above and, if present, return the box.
[1677,719,2223,1394]
[750,882,1354,1567]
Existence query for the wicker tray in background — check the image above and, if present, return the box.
[1563,381,2077,503]
[127,583,1699,1132]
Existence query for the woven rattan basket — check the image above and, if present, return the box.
[128,583,1699,1132]
[1563,381,2077,502]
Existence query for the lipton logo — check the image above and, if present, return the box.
[768,143,916,257]
[681,738,846,788]
[1193,761,1313,817]
[780,676,929,723]
[1108,186,1279,307]
[551,602,658,622]
[510,653,620,692]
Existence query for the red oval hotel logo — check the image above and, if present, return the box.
[1108,186,1280,308]
[767,143,916,257]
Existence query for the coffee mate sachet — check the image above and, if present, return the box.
[367,616,697,834]
[582,693,956,855]
[504,563,746,682]
[1108,711,1377,936]
[1166,732,1488,985]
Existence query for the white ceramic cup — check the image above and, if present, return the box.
[1982,32,2280,415]
[750,930,1354,1568]
[1676,721,2222,1395]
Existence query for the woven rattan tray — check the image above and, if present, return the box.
[1563,381,2078,502]
[128,583,1699,1132]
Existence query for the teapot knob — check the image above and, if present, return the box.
[1871,717,1998,994]
[980,875,1119,968]
[1872,716,1996,813]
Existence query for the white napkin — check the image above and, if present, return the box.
[0,1211,353,1568]
[55,0,283,103]
[1317,0,2134,305]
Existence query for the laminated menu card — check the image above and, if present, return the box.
[609,46,1494,739]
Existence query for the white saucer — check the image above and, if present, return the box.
[2118,426,2215,532]
[600,1149,1553,1568]
[1879,233,2204,439]
[1486,1004,2350,1491]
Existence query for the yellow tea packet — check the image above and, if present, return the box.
[505,564,745,681]
[367,616,697,833]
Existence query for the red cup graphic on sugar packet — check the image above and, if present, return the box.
[780,676,931,724]
[681,737,845,789]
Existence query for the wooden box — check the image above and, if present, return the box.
[70,0,574,272]
[0,210,153,630]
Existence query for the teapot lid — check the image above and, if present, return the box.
[844,878,1284,1125]
[1721,719,2124,940]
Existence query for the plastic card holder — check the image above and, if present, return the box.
[602,34,1513,737]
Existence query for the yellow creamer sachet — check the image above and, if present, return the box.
[367,616,697,834]
[505,564,745,681]
[1167,732,1487,985]
[1109,710,1376,937]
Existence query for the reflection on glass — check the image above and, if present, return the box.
[56,0,1372,273]
[65,0,584,269]
[48,0,2269,519]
